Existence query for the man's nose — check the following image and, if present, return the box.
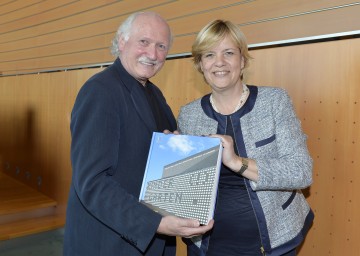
[146,44,158,60]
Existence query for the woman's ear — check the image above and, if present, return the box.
[199,61,204,73]
[240,56,245,70]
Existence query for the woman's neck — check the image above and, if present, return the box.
[210,84,249,115]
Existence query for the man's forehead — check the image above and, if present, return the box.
[129,23,170,44]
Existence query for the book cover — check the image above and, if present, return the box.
[139,132,223,225]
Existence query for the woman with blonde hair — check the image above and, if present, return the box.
[178,19,314,256]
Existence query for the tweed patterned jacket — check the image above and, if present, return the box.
[178,85,314,256]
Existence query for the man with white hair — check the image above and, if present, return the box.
[64,12,213,256]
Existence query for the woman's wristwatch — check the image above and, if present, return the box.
[238,157,248,175]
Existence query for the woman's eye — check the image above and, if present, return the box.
[225,51,234,56]
[203,53,214,58]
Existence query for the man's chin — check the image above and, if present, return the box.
[137,70,158,80]
[136,75,154,85]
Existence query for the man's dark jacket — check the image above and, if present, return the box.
[64,58,177,255]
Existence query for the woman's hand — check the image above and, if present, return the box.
[209,134,240,170]
[209,134,259,181]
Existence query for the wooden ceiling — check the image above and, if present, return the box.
[0,0,359,76]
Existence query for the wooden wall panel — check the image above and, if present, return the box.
[0,0,358,75]
[0,68,103,215]
[0,34,112,61]
[0,0,166,41]
[0,0,76,26]
[2,48,111,74]
[0,0,42,15]
[0,0,116,34]
[168,0,360,50]
[242,5,360,46]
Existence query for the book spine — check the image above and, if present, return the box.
[138,132,158,200]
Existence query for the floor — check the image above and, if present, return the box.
[0,228,64,256]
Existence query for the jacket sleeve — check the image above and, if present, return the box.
[249,88,313,191]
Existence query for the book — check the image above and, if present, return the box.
[139,132,223,225]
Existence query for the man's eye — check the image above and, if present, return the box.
[158,44,167,51]
[140,40,149,45]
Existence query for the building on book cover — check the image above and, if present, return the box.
[139,132,222,225]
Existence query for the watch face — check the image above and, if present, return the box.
[243,158,249,167]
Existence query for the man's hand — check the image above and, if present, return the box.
[157,216,214,238]
[163,129,180,135]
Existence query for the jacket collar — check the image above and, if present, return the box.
[113,58,157,132]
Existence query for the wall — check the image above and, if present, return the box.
[0,68,102,214]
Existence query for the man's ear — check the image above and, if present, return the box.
[118,35,126,51]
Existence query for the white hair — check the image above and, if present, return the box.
[110,12,173,57]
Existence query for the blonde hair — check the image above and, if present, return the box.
[192,19,252,76]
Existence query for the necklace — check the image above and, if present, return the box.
[209,84,249,115]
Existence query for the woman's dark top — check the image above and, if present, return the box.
[206,110,263,256]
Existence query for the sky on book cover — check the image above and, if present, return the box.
[139,132,221,199]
